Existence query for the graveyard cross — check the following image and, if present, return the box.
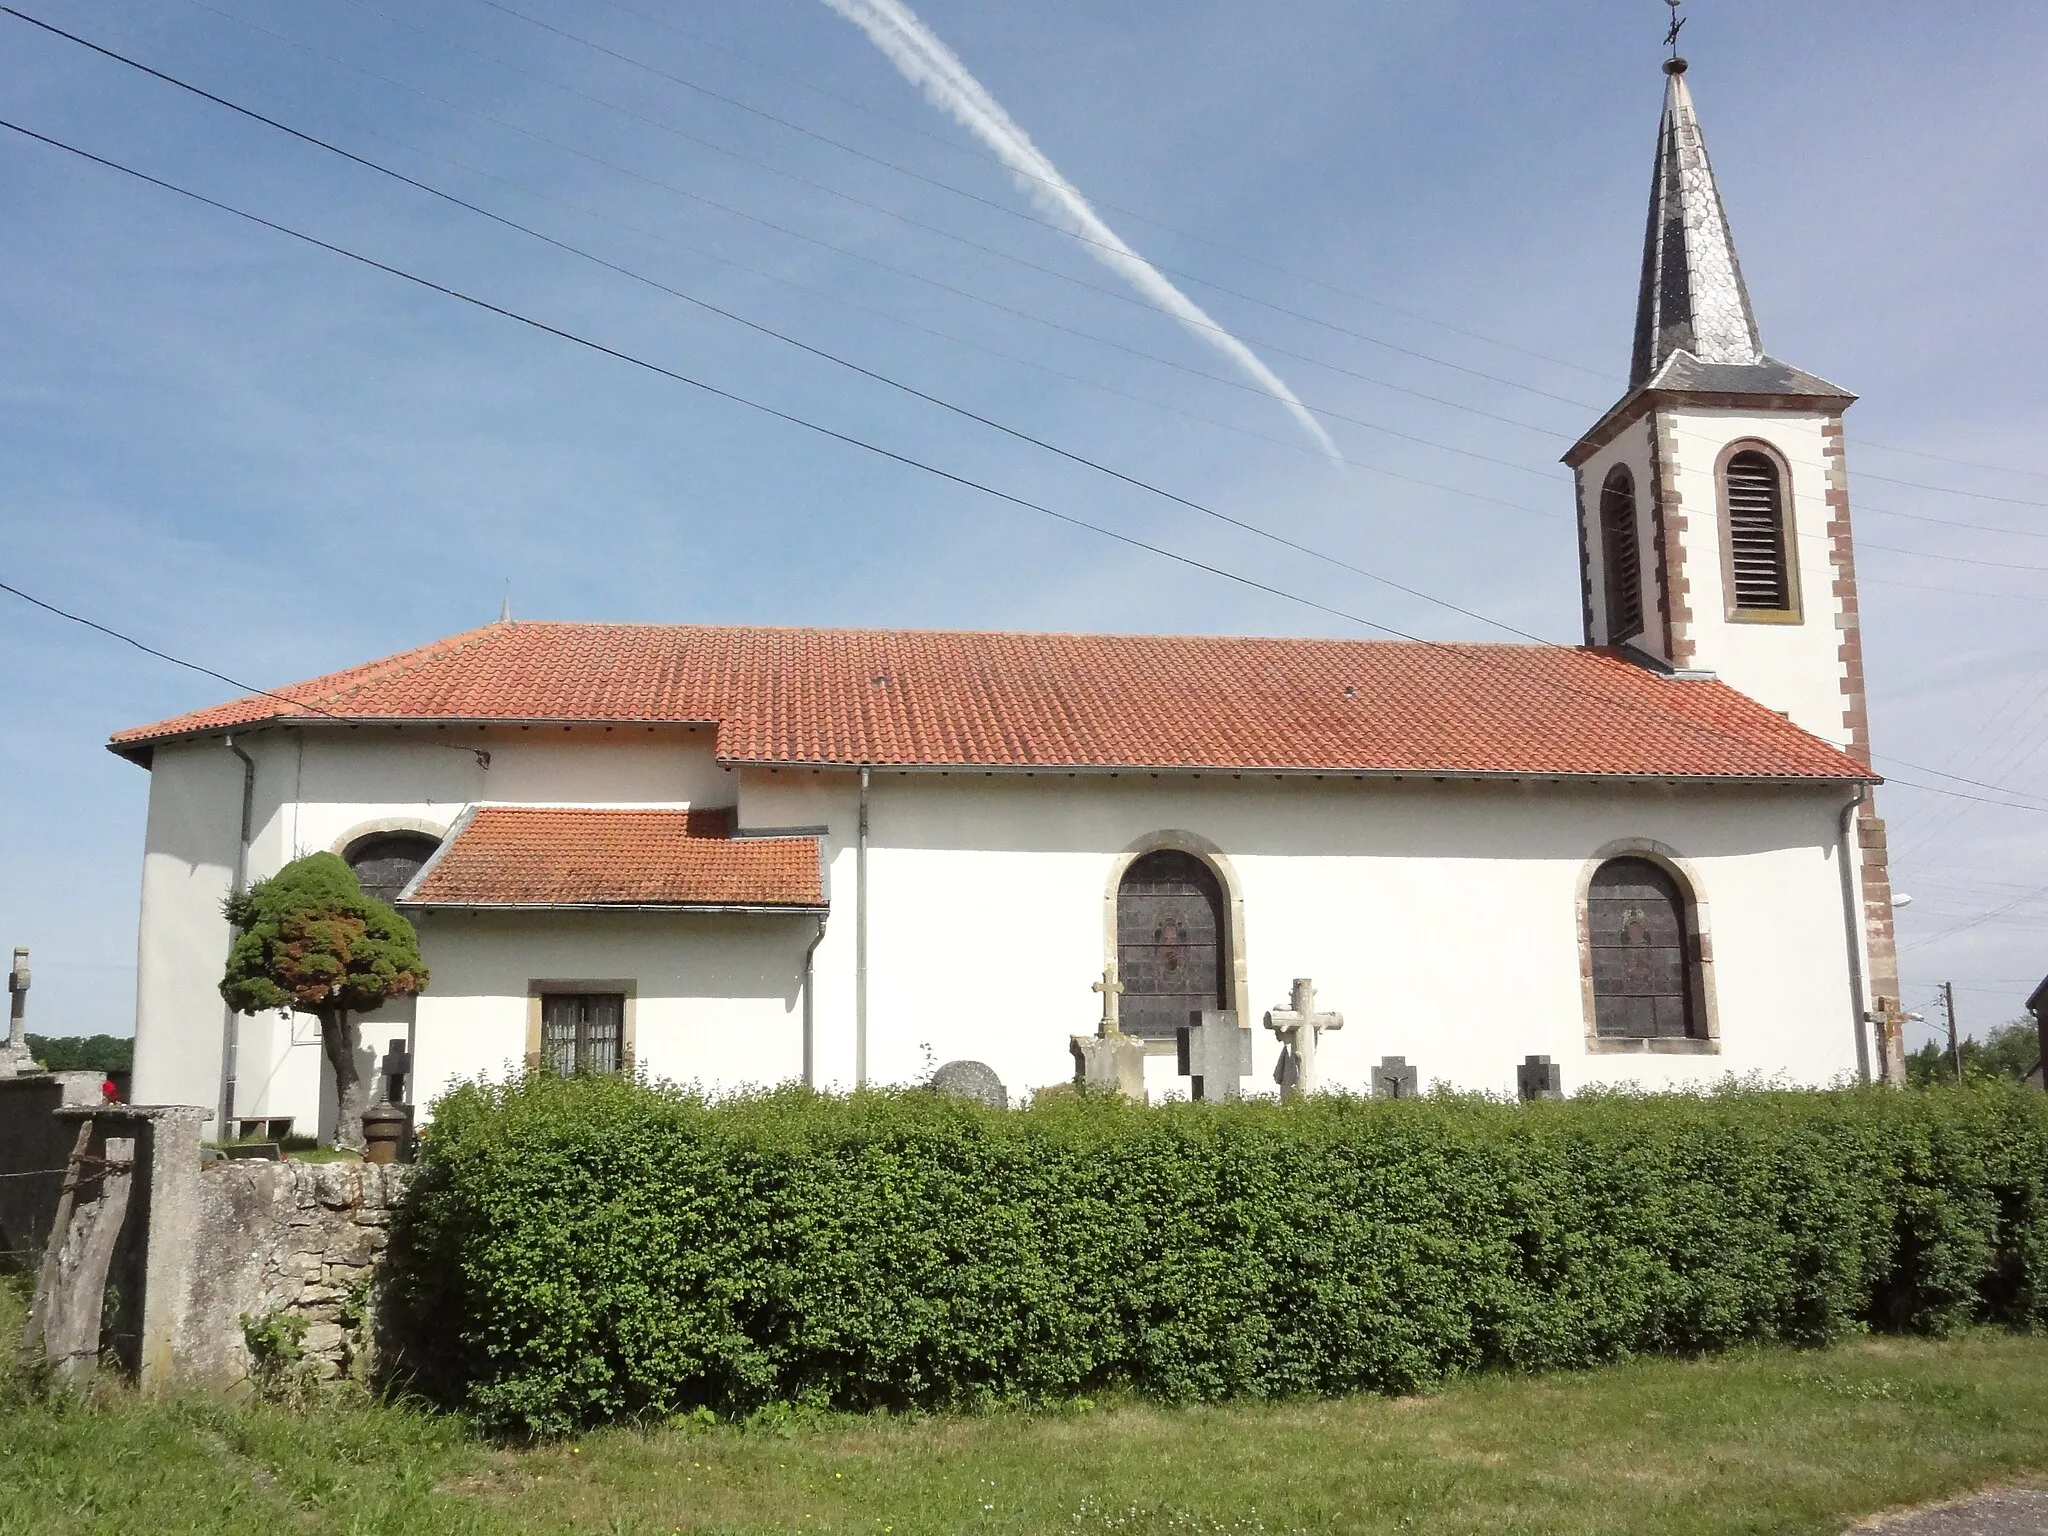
[1264,977,1343,1099]
[1091,962,1126,1034]
[3,946,32,1076]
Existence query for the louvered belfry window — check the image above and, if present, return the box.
[1724,449,1793,611]
[1599,465,1644,641]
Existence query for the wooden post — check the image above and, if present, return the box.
[1943,981,1962,1083]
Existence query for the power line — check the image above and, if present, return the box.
[1873,755,2048,806]
[0,9,1558,644]
[339,0,2048,514]
[2,113,1871,778]
[0,114,1443,648]
[579,0,1623,384]
[0,578,493,764]
[127,0,2048,535]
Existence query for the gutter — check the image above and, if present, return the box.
[220,734,257,1135]
[395,902,828,915]
[1837,786,1873,1083]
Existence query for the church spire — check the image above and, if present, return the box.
[1630,57,1764,388]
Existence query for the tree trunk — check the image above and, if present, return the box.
[321,1010,365,1151]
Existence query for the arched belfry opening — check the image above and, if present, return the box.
[1115,850,1226,1040]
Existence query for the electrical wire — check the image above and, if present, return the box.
[0,577,492,764]
[119,1,2048,535]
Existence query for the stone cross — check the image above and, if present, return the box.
[1074,961,1144,1100]
[1264,978,1342,1099]
[1868,995,1909,1088]
[1177,1010,1252,1101]
[1372,1055,1418,1100]
[3,947,33,1077]
[1517,1054,1563,1102]
[1091,963,1125,1034]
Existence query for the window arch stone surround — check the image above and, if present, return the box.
[1575,837,1721,1055]
[1101,830,1251,1056]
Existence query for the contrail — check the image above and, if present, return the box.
[817,0,1341,461]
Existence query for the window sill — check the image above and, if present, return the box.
[1586,1036,1720,1055]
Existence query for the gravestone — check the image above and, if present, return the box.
[1177,1010,1252,1101]
[1517,1054,1563,1102]
[1372,1056,1418,1099]
[1264,978,1342,1100]
[1071,962,1145,1101]
[932,1059,1008,1110]
[378,1038,412,1106]
[3,947,35,1077]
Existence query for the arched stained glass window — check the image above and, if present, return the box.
[1724,449,1794,612]
[344,831,441,906]
[1115,850,1225,1040]
[1600,465,1644,641]
[1587,857,1703,1040]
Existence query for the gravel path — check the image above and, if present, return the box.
[1856,1489,2048,1534]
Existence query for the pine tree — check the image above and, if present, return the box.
[220,852,427,1150]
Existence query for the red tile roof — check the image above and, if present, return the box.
[404,807,823,910]
[110,621,1872,781]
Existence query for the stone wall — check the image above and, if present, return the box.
[177,1160,414,1387]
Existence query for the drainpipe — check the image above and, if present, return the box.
[800,915,828,1089]
[856,766,870,1088]
[220,734,257,1134]
[1837,786,1872,1084]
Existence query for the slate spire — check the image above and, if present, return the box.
[1630,59,1764,388]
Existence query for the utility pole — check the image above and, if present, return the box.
[1943,981,1962,1084]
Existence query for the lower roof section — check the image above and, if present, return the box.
[399,806,824,913]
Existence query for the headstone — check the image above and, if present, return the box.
[1517,1054,1563,1102]
[1073,962,1146,1101]
[932,1059,1008,1110]
[1177,1010,1252,1101]
[1372,1056,1419,1099]
[1070,1033,1145,1100]
[3,947,35,1076]
[378,1038,411,1106]
[1264,978,1343,1100]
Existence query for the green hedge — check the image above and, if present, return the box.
[386,1077,2048,1436]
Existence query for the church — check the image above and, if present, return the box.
[117,57,1902,1137]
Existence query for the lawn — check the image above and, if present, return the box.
[2,1278,2044,1535]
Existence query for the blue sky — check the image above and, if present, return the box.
[3,0,2044,1051]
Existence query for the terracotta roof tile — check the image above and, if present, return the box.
[111,621,1871,781]
[404,806,823,909]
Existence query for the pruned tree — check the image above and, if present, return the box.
[220,852,428,1150]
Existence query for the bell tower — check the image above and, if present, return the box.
[1564,53,1903,1078]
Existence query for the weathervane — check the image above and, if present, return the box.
[1663,0,1687,58]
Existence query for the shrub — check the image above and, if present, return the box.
[387,1077,2048,1437]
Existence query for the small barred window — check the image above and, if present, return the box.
[1724,450,1793,611]
[1599,465,1644,641]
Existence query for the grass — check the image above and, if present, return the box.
[2,1278,2044,1536]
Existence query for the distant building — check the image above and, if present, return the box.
[112,56,1903,1138]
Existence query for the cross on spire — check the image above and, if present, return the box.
[1663,0,1687,58]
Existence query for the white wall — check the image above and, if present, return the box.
[409,911,811,1104]
[837,771,1863,1103]
[132,730,1866,1135]
[131,739,245,1128]
[1663,408,1850,747]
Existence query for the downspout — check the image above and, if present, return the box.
[1837,786,1872,1084]
[856,766,870,1088]
[800,915,828,1089]
[220,734,257,1134]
